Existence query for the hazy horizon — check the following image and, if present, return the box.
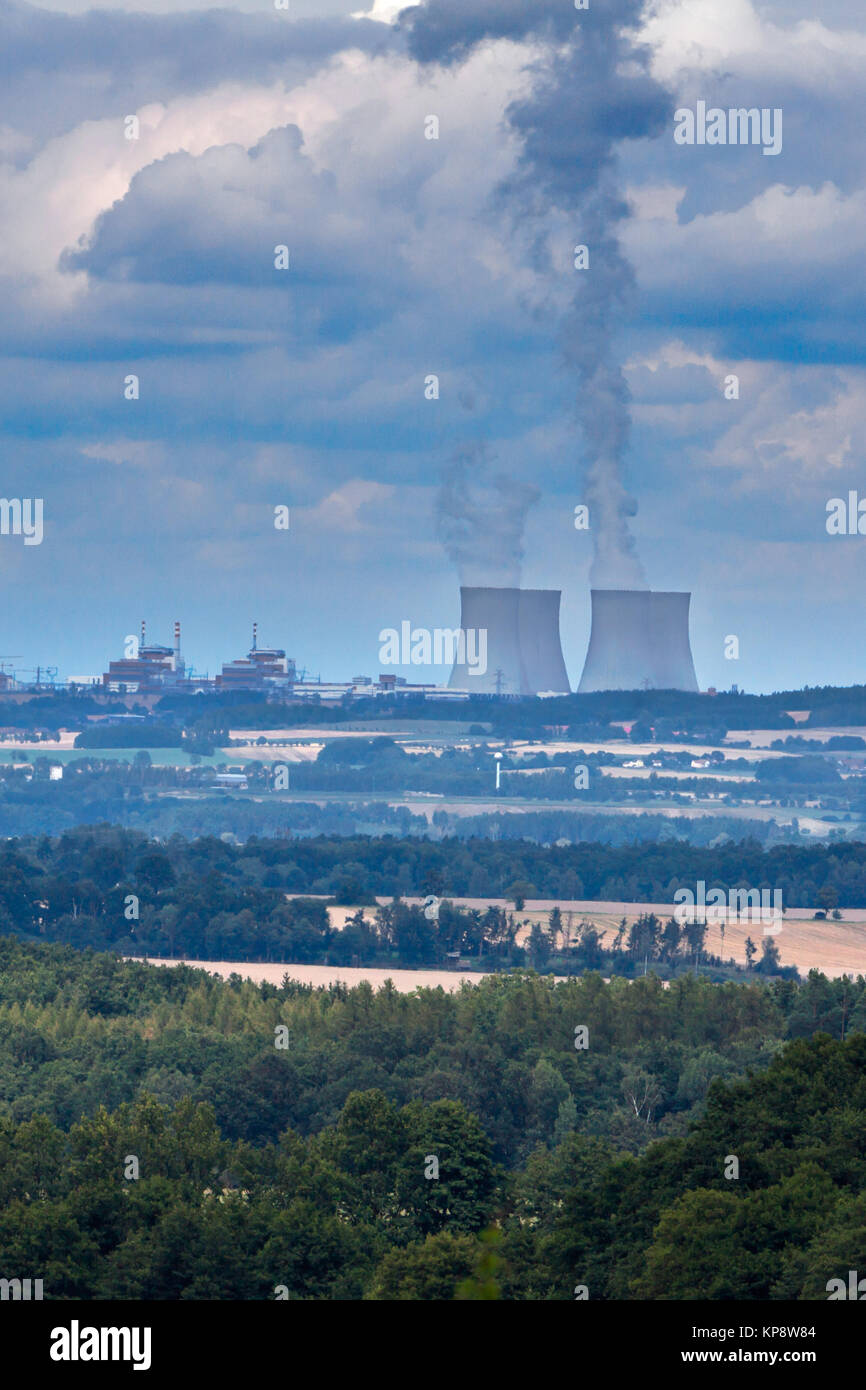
[1,0,864,695]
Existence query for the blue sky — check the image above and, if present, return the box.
[1,0,865,693]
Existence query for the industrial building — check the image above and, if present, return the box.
[0,582,702,700]
[446,583,699,695]
[578,589,699,693]
[448,586,571,696]
[216,624,297,692]
[102,622,189,694]
[101,622,299,696]
[98,623,461,702]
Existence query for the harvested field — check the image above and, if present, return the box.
[138,958,490,993]
[308,896,866,979]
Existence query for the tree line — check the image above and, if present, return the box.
[0,823,858,966]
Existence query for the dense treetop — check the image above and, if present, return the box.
[0,939,864,1299]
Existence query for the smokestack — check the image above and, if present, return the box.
[578,589,699,693]
[448,586,570,695]
[174,621,181,658]
[252,621,257,653]
[140,620,146,649]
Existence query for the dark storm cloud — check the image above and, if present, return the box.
[399,0,674,67]
[397,0,576,64]
[63,125,398,293]
[0,2,394,148]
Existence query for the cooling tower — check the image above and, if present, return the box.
[517,589,571,695]
[649,591,699,691]
[448,586,524,694]
[578,588,699,692]
[448,586,571,695]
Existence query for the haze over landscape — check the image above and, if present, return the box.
[4,0,866,1329]
[1,0,864,690]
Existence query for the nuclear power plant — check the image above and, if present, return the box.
[578,589,699,693]
[447,584,699,695]
[448,586,571,695]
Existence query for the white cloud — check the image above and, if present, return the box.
[622,182,866,315]
[304,479,393,532]
[702,370,866,490]
[0,82,305,303]
[79,439,165,469]
[642,0,866,83]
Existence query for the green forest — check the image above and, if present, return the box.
[0,823,858,968]
[0,938,863,1299]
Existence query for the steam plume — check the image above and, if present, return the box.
[436,441,540,586]
[403,0,670,588]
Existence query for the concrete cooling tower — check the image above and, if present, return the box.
[448,586,571,695]
[578,589,699,693]
[518,589,571,695]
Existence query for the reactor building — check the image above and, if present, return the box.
[448,586,571,695]
[578,588,699,693]
[102,621,187,693]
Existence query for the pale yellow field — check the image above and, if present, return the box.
[139,958,490,993]
[726,726,866,749]
[0,729,78,750]
[314,896,866,979]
